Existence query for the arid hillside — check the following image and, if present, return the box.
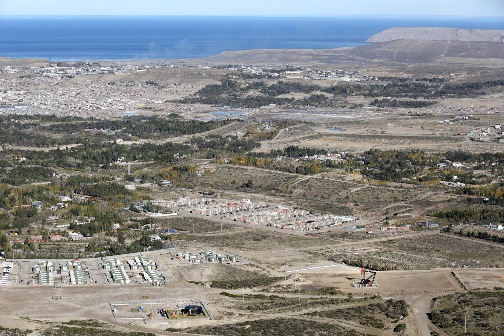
[367,27,504,42]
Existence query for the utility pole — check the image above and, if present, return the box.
[464,312,467,334]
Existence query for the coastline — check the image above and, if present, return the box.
[1,16,503,61]
[0,46,360,65]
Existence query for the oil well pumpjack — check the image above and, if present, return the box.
[353,267,377,287]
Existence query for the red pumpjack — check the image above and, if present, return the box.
[359,268,377,287]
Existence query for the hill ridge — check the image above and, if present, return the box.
[367,27,504,43]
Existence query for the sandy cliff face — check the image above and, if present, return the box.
[367,27,504,42]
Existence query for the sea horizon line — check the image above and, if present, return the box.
[1,14,504,19]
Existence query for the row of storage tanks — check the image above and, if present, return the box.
[64,260,86,284]
[103,256,163,284]
[1,262,12,285]
[33,261,55,285]
[103,259,131,284]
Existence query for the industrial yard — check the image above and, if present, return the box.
[1,228,503,336]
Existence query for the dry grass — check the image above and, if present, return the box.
[379,235,504,268]
[180,230,335,251]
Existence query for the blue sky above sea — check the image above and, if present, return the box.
[0,0,503,17]
[1,16,503,61]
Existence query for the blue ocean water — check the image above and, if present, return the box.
[0,16,503,60]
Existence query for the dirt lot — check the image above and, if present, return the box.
[0,281,214,335]
[2,204,504,336]
[1,251,503,336]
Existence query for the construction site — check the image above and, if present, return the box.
[152,196,358,232]
[110,299,210,324]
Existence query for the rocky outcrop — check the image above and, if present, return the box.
[367,27,504,43]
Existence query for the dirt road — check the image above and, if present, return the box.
[403,294,450,336]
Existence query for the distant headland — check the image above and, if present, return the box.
[367,27,504,42]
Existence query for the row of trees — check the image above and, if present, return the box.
[0,166,55,186]
[359,149,434,182]
[191,135,260,153]
[446,226,504,244]
[178,74,503,108]
[269,145,328,158]
[67,204,123,237]
[353,149,499,186]
[226,155,323,175]
[431,207,504,224]
[80,182,130,201]
[370,98,438,108]
[0,206,39,230]
[462,184,504,205]
[0,115,232,147]
[12,141,191,170]
[44,115,231,139]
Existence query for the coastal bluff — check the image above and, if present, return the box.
[367,27,504,42]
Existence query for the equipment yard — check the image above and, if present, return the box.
[1,231,503,335]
